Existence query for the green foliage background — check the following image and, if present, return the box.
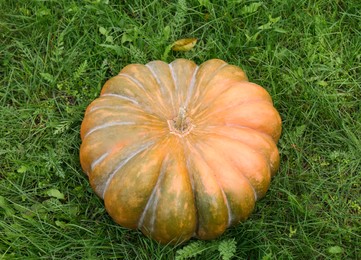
[1,0,360,259]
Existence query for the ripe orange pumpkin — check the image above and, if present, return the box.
[80,59,282,244]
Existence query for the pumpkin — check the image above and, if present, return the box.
[79,59,282,244]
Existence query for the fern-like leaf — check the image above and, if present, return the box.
[128,45,147,64]
[175,241,208,260]
[73,60,88,80]
[40,72,55,84]
[175,238,238,260]
[218,238,237,260]
[51,32,65,63]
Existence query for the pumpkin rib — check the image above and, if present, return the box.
[188,62,229,111]
[85,95,141,115]
[117,73,168,118]
[85,104,148,119]
[190,64,248,111]
[91,105,166,130]
[205,126,277,153]
[191,124,269,186]
[121,64,174,119]
[100,93,139,105]
[100,76,160,115]
[184,66,199,108]
[137,64,175,119]
[183,139,231,238]
[184,159,198,238]
[81,121,165,178]
[81,105,165,140]
[87,104,140,114]
[192,124,272,144]
[206,130,273,174]
[202,132,273,201]
[168,60,199,109]
[103,139,171,229]
[183,138,199,235]
[183,138,197,193]
[205,126,280,176]
[89,151,109,174]
[145,63,177,116]
[198,102,282,143]
[101,140,157,199]
[192,82,273,119]
[194,99,273,124]
[137,152,168,231]
[84,105,164,127]
[195,138,258,223]
[199,123,277,143]
[168,63,179,98]
[118,73,146,90]
[83,121,136,139]
[188,139,232,228]
[224,124,274,141]
[80,126,155,176]
[188,60,227,106]
[207,135,271,199]
[138,142,197,243]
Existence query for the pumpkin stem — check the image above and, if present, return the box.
[174,107,188,131]
[167,106,193,137]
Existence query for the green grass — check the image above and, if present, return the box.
[1,0,360,259]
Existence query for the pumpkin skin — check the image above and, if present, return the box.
[79,59,282,244]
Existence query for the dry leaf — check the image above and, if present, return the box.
[171,38,197,51]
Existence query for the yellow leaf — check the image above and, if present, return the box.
[171,38,197,51]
